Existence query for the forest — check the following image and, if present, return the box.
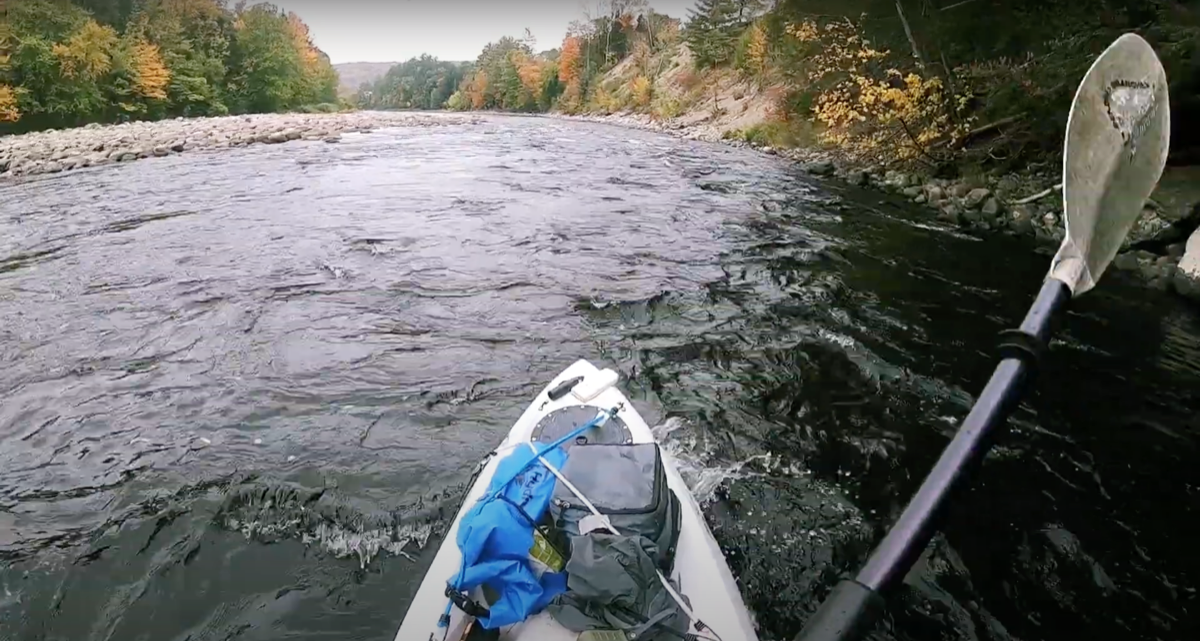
[0,0,340,133]
[360,0,1198,169]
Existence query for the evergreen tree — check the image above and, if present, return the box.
[686,0,738,68]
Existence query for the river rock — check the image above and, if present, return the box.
[938,203,962,224]
[803,160,834,176]
[965,188,991,209]
[981,197,1001,216]
[1168,242,1186,258]
[1125,208,1174,248]
[914,194,927,204]
[902,186,922,198]
[1113,251,1139,271]
[1009,205,1034,235]
[950,183,971,198]
[265,132,289,144]
[1173,228,1200,299]
[925,184,944,203]
[324,134,342,144]
[153,146,170,157]
[843,169,867,186]
[884,170,910,189]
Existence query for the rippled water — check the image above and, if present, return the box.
[2,114,1198,641]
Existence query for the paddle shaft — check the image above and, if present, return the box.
[794,278,1071,641]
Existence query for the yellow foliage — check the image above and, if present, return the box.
[0,84,20,123]
[630,75,652,109]
[745,22,768,77]
[785,18,972,161]
[53,20,119,79]
[131,40,171,100]
[286,12,320,72]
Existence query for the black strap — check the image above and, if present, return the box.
[445,585,491,619]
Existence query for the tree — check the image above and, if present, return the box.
[226,3,305,112]
[130,40,170,100]
[686,0,739,68]
[0,85,20,122]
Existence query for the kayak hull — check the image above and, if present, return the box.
[395,359,759,641]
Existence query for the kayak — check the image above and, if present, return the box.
[395,359,759,641]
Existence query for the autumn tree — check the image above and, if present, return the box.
[0,85,20,122]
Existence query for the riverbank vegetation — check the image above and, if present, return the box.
[0,0,340,134]
[360,0,1198,173]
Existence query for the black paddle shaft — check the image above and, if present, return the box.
[794,277,1071,641]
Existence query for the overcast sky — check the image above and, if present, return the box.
[272,0,697,64]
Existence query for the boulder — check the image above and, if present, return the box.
[925,184,945,203]
[153,146,170,157]
[804,160,835,176]
[1173,228,1200,299]
[843,169,867,186]
[938,203,962,224]
[902,186,922,198]
[1124,208,1175,248]
[266,131,289,144]
[950,182,971,198]
[884,170,910,188]
[965,188,991,209]
[981,197,1001,216]
[914,194,927,204]
[1009,205,1034,235]
[1112,251,1139,271]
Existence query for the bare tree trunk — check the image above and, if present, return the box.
[895,0,929,70]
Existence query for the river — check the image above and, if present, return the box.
[1,115,1198,641]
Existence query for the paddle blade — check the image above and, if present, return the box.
[1050,33,1171,295]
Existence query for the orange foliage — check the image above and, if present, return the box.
[559,35,582,85]
[0,84,19,123]
[131,40,171,100]
[467,70,488,109]
[286,12,320,71]
[515,53,543,95]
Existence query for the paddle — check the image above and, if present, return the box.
[794,32,1171,641]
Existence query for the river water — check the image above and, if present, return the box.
[1,115,1198,641]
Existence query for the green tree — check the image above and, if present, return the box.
[225,3,304,113]
[686,0,739,68]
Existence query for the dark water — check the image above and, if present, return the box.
[1,115,1198,641]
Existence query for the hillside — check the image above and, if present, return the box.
[334,62,400,96]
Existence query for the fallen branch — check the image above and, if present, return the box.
[1014,182,1063,204]
[961,113,1026,142]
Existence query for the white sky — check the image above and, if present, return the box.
[272,0,697,64]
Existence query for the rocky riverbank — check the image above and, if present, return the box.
[559,111,1200,301]
[0,111,474,180]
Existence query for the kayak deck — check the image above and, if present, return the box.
[395,359,759,641]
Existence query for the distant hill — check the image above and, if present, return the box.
[333,62,399,96]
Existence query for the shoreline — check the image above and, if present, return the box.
[553,110,1200,300]
[0,111,474,180]
[4,109,1198,298]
